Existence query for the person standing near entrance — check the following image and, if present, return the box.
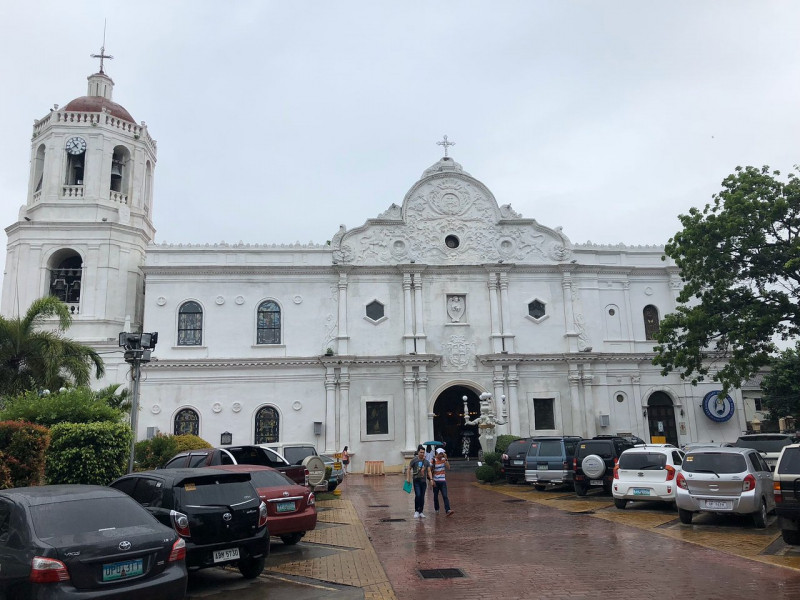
[407,447,432,518]
[432,448,454,516]
[341,446,350,474]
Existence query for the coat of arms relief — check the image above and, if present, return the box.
[442,335,476,372]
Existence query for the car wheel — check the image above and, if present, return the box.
[574,481,587,497]
[506,476,518,484]
[614,498,627,509]
[782,528,800,545]
[238,556,266,579]
[534,484,546,491]
[280,532,304,546]
[752,499,768,529]
[678,508,693,524]
[581,454,606,480]
[327,480,338,492]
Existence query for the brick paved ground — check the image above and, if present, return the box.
[346,471,800,600]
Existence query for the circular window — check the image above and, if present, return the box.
[616,394,625,403]
[608,308,616,316]
[445,235,460,249]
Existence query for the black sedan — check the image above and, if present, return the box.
[0,485,187,600]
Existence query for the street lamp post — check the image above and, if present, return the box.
[119,332,158,473]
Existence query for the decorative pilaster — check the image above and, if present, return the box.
[493,366,508,435]
[413,274,426,353]
[336,269,349,354]
[508,364,520,437]
[487,271,503,353]
[562,270,578,352]
[404,366,416,452]
[499,271,514,352]
[324,369,337,453]
[338,368,350,451]
[568,365,585,437]
[402,272,415,353]
[417,367,431,442]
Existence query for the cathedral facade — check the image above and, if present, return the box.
[2,65,748,471]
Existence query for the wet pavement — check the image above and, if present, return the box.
[347,471,800,600]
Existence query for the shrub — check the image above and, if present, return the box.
[134,434,179,471]
[482,451,502,467]
[495,435,521,454]
[0,420,50,487]
[46,422,132,485]
[172,434,212,453]
[0,387,124,426]
[475,464,499,483]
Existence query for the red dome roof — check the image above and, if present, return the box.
[63,95,135,123]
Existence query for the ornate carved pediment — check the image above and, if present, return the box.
[333,165,572,266]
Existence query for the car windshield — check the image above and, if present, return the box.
[249,470,296,488]
[537,441,562,456]
[734,435,795,453]
[283,447,316,465]
[578,442,613,459]
[619,452,667,470]
[777,448,800,475]
[178,477,258,505]
[683,453,746,474]
[31,497,155,539]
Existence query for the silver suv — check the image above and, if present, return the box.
[773,443,800,545]
[676,447,775,528]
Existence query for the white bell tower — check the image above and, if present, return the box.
[1,48,157,347]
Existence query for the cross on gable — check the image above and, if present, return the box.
[437,135,455,158]
[91,22,114,74]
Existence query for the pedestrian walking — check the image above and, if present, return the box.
[407,447,432,518]
[431,447,454,516]
[341,446,350,474]
[424,444,434,464]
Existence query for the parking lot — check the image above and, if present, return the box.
[182,472,800,600]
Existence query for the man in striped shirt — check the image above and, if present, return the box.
[432,448,454,516]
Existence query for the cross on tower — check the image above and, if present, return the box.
[90,23,113,74]
[437,135,455,158]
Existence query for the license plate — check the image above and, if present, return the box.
[213,547,240,563]
[276,501,296,513]
[537,464,549,470]
[633,488,650,496]
[704,500,731,510]
[589,480,604,486]
[512,460,523,465]
[102,558,143,581]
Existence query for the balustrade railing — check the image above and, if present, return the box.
[62,185,84,199]
[109,190,128,204]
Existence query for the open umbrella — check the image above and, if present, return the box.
[422,440,444,446]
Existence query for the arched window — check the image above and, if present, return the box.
[254,406,280,444]
[174,408,199,436]
[256,300,281,345]
[178,301,203,346]
[48,251,82,312]
[643,305,660,340]
[110,145,131,202]
[33,144,46,194]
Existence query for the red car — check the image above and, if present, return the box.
[210,465,316,545]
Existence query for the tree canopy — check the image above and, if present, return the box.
[0,296,104,397]
[761,344,800,420]
[653,165,800,393]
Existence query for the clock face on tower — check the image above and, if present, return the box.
[65,136,87,155]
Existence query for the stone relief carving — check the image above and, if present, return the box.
[441,335,476,371]
[377,203,402,219]
[337,177,572,266]
[446,295,466,323]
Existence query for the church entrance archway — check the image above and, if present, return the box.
[646,391,678,446]
[433,385,481,459]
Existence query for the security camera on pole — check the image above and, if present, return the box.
[119,331,159,473]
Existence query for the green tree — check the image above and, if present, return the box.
[762,344,800,420]
[0,387,124,426]
[0,296,104,397]
[654,165,800,393]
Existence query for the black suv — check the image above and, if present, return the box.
[573,436,635,496]
[501,438,535,484]
[773,443,800,545]
[110,468,269,578]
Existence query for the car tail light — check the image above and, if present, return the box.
[304,468,310,487]
[676,472,688,490]
[307,492,316,506]
[258,502,268,528]
[774,481,783,503]
[613,464,620,479]
[170,509,191,537]
[30,557,70,583]
[573,458,577,471]
[742,474,756,492]
[168,537,186,562]
[665,465,676,481]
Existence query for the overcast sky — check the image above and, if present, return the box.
[2,2,799,280]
